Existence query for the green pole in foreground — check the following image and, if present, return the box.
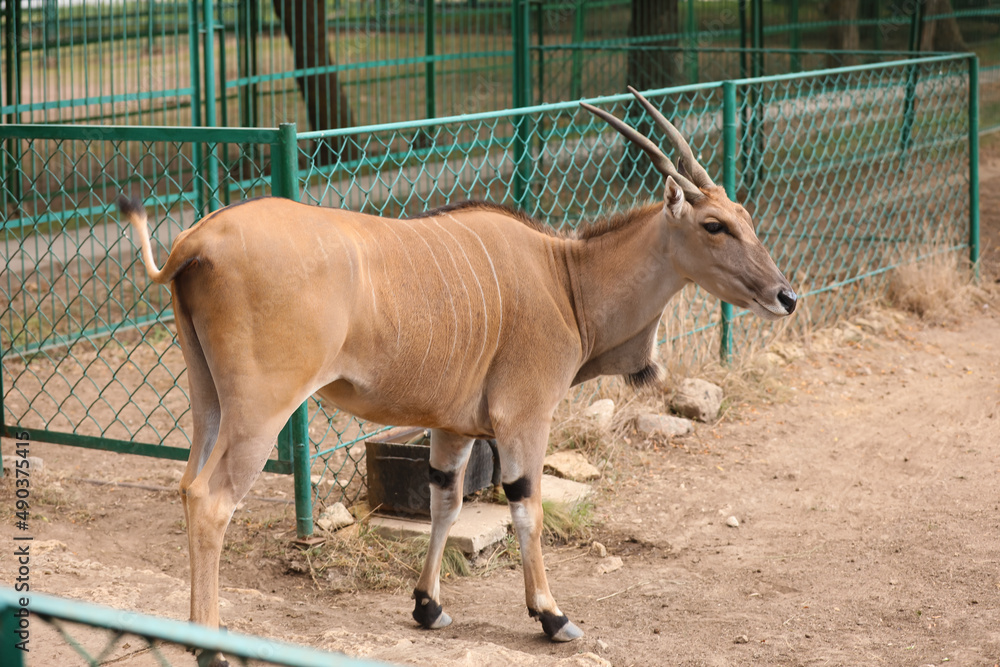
[720,81,737,364]
[273,123,314,539]
[969,56,980,278]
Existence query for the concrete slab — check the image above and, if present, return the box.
[367,473,594,554]
[369,502,511,555]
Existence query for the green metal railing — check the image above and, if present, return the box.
[0,588,392,666]
[0,53,979,539]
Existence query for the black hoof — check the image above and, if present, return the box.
[412,588,452,630]
[195,650,230,667]
[529,609,585,642]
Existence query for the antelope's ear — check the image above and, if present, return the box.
[664,176,687,219]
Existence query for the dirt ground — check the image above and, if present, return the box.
[2,144,1000,666]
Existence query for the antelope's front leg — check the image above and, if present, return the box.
[412,429,475,630]
[499,435,584,642]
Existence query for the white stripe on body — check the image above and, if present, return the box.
[403,218,459,396]
[430,217,491,372]
[382,222,434,376]
[446,214,504,365]
[421,216,478,394]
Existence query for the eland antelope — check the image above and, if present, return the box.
[119,87,796,649]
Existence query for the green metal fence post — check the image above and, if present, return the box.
[291,403,312,538]
[3,0,23,209]
[738,0,747,80]
[424,0,436,120]
[238,0,260,130]
[899,0,925,161]
[188,0,205,215]
[720,81,737,363]
[789,0,800,72]
[272,122,314,539]
[751,0,763,78]
[969,55,980,277]
[535,0,545,103]
[512,0,533,211]
[569,0,586,99]
[0,344,5,478]
[744,0,764,200]
[202,0,220,211]
[685,0,698,84]
[0,595,26,667]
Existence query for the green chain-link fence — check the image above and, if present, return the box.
[1,53,979,536]
[0,124,303,475]
[0,587,393,666]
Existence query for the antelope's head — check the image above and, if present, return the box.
[582,88,797,321]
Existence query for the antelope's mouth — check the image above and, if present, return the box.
[752,298,789,321]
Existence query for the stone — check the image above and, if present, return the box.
[310,474,333,488]
[726,516,740,528]
[769,341,805,362]
[595,556,623,575]
[541,473,594,506]
[544,451,600,482]
[583,399,615,430]
[734,635,750,644]
[2,455,43,474]
[316,503,355,532]
[671,378,724,422]
[635,413,694,438]
[591,541,608,558]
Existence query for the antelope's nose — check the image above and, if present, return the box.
[777,288,798,315]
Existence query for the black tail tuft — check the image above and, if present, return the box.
[116,195,145,219]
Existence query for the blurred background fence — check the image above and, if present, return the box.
[0,0,983,539]
[2,0,997,132]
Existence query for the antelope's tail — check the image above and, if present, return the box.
[117,195,170,284]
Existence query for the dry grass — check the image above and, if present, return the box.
[886,251,989,325]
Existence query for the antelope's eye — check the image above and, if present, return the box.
[702,222,726,235]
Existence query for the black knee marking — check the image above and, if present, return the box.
[428,465,456,489]
[412,588,444,629]
[528,608,570,638]
[503,476,531,503]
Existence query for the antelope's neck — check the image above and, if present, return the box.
[566,212,687,365]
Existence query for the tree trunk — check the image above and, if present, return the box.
[826,0,860,67]
[627,0,679,92]
[624,0,679,187]
[920,0,969,52]
[272,0,358,164]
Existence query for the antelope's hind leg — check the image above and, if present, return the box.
[497,424,584,642]
[412,430,476,630]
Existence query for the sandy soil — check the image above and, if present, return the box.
[1,147,999,666]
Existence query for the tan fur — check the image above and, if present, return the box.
[119,114,795,644]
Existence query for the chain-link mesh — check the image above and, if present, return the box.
[0,588,390,667]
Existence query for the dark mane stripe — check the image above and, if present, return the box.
[407,200,558,237]
[574,203,661,241]
[408,199,660,241]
